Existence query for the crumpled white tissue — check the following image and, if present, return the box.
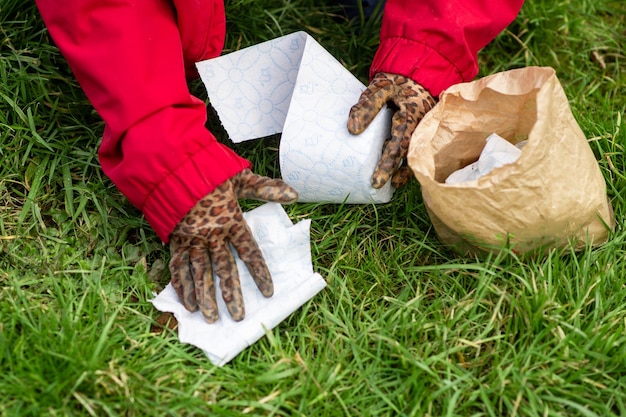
[196,31,394,204]
[151,203,326,366]
[445,133,524,184]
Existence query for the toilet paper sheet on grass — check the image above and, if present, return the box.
[196,31,394,204]
[152,203,326,366]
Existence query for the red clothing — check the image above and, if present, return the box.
[36,0,523,242]
[372,0,525,96]
[36,0,250,242]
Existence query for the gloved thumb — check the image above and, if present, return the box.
[232,169,299,203]
[347,73,396,135]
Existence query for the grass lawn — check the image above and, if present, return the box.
[1,0,625,415]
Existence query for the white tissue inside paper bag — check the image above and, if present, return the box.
[196,31,394,204]
[445,133,524,184]
[151,203,327,367]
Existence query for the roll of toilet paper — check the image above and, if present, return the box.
[196,31,394,204]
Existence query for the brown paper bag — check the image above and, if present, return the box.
[407,66,614,255]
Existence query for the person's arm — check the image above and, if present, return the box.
[35,0,248,242]
[36,0,299,322]
[371,0,525,97]
[348,0,525,188]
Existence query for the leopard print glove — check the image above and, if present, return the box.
[168,169,298,323]
[348,73,436,189]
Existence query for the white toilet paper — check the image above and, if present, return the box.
[196,31,394,204]
[445,133,524,184]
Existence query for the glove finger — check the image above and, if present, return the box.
[371,102,420,189]
[229,218,273,298]
[393,104,419,155]
[233,169,298,203]
[371,135,402,189]
[188,243,219,323]
[391,165,414,189]
[209,232,246,322]
[373,84,434,189]
[168,237,198,312]
[347,73,395,134]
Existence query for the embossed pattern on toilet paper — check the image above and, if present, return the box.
[196,31,394,204]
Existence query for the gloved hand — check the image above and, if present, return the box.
[348,73,436,189]
[168,169,298,323]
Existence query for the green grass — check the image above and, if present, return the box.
[1,0,625,415]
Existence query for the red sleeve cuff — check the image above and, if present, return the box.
[140,141,250,242]
[98,101,252,243]
[370,37,471,97]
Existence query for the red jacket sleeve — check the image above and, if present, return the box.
[35,0,250,242]
[372,0,525,97]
